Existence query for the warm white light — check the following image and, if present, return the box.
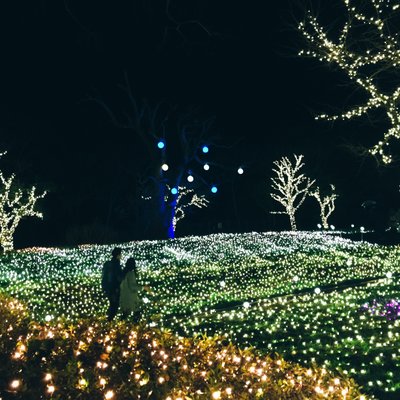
[270,155,315,231]
[105,390,114,399]
[10,380,20,389]
[161,164,169,171]
[187,175,194,183]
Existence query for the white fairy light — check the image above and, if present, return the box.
[299,0,400,163]
[310,185,338,230]
[270,154,315,230]
[0,152,46,251]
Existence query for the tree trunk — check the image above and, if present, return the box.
[289,212,297,231]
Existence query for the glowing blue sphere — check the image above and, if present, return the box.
[157,140,165,149]
[202,145,209,153]
[171,187,178,195]
[211,185,218,193]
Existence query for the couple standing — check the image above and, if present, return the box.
[101,247,146,321]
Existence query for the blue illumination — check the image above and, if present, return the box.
[202,145,209,153]
[171,187,178,195]
[211,185,218,193]
[157,140,165,149]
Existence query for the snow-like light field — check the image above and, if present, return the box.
[1,231,399,398]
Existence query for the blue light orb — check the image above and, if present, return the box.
[171,187,178,195]
[157,140,165,149]
[202,145,209,153]
[211,185,218,193]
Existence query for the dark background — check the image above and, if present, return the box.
[0,0,399,248]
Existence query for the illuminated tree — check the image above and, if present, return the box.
[92,79,221,239]
[270,154,315,230]
[299,0,400,163]
[310,185,338,229]
[168,185,209,236]
[0,152,46,252]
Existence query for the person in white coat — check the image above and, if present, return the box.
[120,257,142,321]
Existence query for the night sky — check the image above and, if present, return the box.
[1,0,399,248]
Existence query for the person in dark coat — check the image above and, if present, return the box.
[102,247,123,321]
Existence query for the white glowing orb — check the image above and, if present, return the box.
[243,301,251,309]
[314,287,321,294]
[293,275,299,283]
[203,163,210,171]
[220,281,226,288]
[45,315,52,322]
[187,175,194,183]
[386,272,393,279]
[161,164,169,171]
[237,167,244,175]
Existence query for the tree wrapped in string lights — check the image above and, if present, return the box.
[0,152,46,252]
[270,154,315,230]
[310,184,338,229]
[298,0,400,163]
[167,185,209,235]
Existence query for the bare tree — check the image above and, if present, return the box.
[0,152,46,251]
[270,154,315,230]
[299,0,400,164]
[91,76,221,238]
[310,184,338,229]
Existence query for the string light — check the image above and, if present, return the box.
[166,185,209,234]
[0,152,46,252]
[1,231,399,397]
[310,185,338,229]
[298,0,400,163]
[270,154,315,230]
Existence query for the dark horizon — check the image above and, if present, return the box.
[1,0,399,248]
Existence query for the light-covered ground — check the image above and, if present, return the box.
[0,231,399,397]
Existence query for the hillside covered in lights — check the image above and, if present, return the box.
[1,231,400,399]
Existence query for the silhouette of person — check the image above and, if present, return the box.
[102,247,123,321]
